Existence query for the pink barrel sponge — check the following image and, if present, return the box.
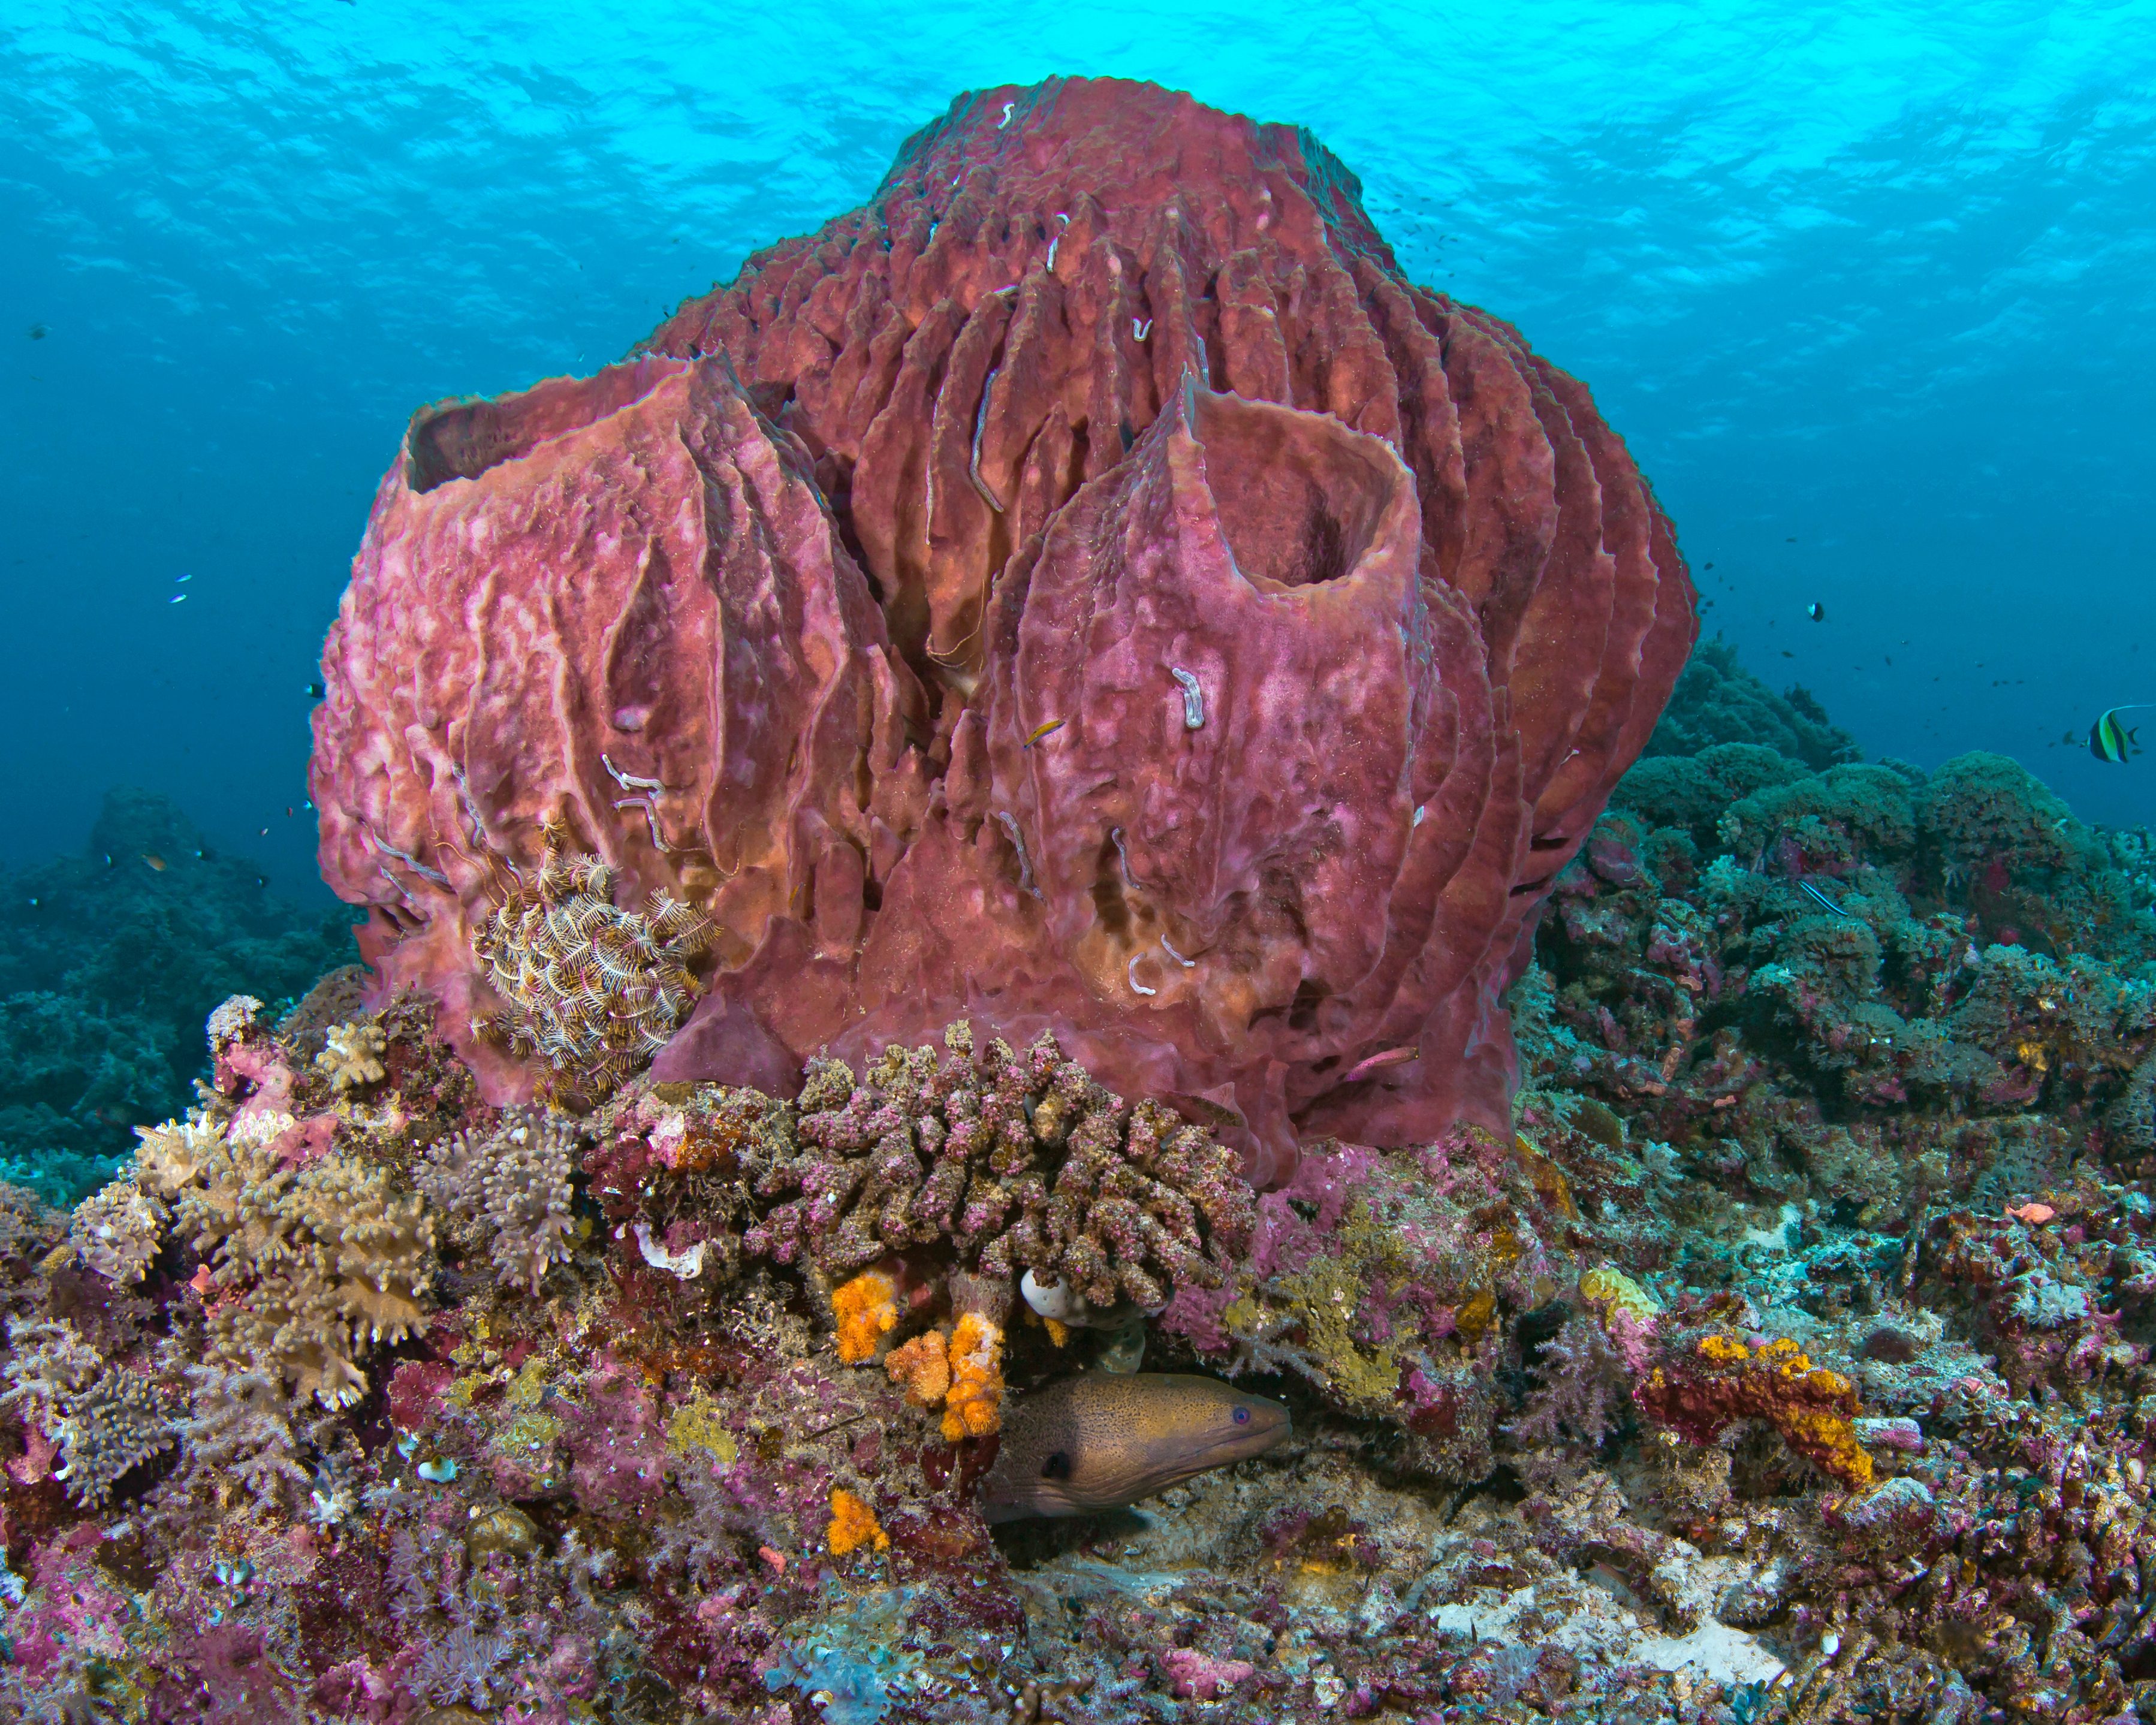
[311,77,1696,1185]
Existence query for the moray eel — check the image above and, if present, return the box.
[981,1372,1290,1523]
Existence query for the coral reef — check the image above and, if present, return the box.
[0,788,355,1207]
[418,1106,581,1296]
[18,71,2156,1725]
[744,1024,1255,1304]
[1644,635,1860,771]
[6,672,2156,1721]
[311,76,1696,1177]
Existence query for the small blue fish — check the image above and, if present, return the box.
[170,593,187,604]
[1806,602,1825,622]
[2089,705,2149,764]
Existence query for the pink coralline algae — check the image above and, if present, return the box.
[311,77,1695,1184]
[1163,1646,1256,1701]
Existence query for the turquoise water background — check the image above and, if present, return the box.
[4,2,2152,898]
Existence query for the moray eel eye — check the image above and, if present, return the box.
[1042,1450,1072,1480]
[1232,1406,1250,1425]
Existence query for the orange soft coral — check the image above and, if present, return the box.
[939,1313,1004,1441]
[831,1269,898,1364]
[1638,1329,1874,1489]
[885,1330,952,1409]
[827,1486,889,1556]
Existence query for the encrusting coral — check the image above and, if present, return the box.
[1638,1323,1875,1490]
[470,813,715,1103]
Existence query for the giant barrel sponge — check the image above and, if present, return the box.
[311,77,1697,1185]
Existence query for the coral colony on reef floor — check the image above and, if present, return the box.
[3,77,2155,1725]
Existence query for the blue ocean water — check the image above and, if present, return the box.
[3,0,2153,901]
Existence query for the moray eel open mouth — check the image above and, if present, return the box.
[981,1371,1292,1524]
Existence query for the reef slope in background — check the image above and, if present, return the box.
[0,788,354,1207]
[310,76,1695,1183]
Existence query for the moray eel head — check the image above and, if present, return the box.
[981,1371,1290,1524]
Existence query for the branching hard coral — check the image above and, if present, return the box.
[1,1314,101,1431]
[1,1317,177,1506]
[51,1370,177,1505]
[420,1108,581,1295]
[471,814,715,1102]
[746,1023,1255,1308]
[205,994,264,1054]
[68,1180,167,1286]
[173,1359,313,1509]
[167,1128,433,1408]
[314,1019,387,1093]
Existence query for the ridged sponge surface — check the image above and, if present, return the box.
[312,77,1696,1184]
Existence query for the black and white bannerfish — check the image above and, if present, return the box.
[2089,705,2150,764]
[1806,602,1826,622]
